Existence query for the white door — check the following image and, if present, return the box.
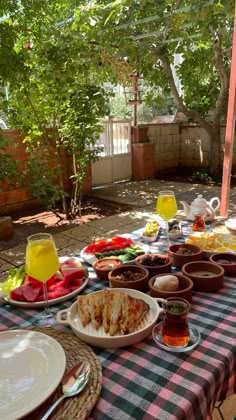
[92,120,132,186]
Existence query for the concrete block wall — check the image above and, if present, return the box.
[148,123,236,173]
[148,124,180,173]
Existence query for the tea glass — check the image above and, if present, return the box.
[161,297,190,348]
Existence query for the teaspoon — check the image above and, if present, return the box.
[41,360,90,420]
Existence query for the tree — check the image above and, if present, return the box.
[73,0,235,176]
[1,0,109,218]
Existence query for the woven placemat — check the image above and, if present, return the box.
[22,327,102,420]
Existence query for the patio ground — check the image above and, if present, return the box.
[1,178,236,250]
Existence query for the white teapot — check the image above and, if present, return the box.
[180,194,220,222]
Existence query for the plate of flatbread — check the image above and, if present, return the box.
[56,288,163,348]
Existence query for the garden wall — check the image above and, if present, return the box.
[148,123,236,175]
[0,129,91,216]
[1,124,236,215]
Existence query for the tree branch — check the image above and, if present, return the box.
[210,27,229,124]
[154,46,212,135]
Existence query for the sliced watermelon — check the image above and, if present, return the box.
[9,286,25,302]
[9,267,87,302]
[60,257,82,269]
[22,284,41,302]
[63,268,87,281]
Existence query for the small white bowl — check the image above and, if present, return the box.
[142,222,160,243]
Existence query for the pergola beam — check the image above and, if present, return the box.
[220,2,236,217]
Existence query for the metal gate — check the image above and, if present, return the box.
[91,119,132,187]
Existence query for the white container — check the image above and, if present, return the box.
[56,288,163,348]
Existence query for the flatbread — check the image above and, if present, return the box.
[77,290,149,336]
[77,295,90,327]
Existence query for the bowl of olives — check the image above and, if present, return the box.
[135,253,172,278]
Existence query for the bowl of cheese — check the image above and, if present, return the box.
[185,232,236,258]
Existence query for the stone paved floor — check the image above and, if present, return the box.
[0,179,235,418]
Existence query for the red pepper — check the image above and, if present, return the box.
[84,236,134,254]
[97,243,128,253]
[111,236,134,245]
[84,239,111,254]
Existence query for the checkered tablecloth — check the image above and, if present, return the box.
[0,221,236,420]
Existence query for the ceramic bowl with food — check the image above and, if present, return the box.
[182,261,224,292]
[168,243,202,267]
[108,264,149,291]
[148,272,193,302]
[135,253,172,278]
[92,257,123,280]
[56,288,163,348]
[209,252,236,275]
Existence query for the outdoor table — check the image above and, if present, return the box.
[0,221,236,420]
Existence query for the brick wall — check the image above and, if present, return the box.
[0,129,91,215]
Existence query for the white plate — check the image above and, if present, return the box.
[225,218,236,232]
[56,288,163,348]
[185,232,236,257]
[152,322,201,353]
[0,330,66,420]
[3,257,89,308]
[81,241,149,265]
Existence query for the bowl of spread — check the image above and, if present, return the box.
[182,261,224,291]
[209,252,236,275]
[92,257,122,280]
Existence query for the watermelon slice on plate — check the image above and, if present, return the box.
[5,257,89,308]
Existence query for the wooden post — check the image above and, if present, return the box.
[220,3,236,217]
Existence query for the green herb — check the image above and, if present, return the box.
[168,304,185,314]
[0,266,25,296]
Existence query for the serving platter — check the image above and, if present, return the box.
[185,231,236,257]
[56,288,163,348]
[2,257,89,308]
[0,330,66,420]
[225,217,236,233]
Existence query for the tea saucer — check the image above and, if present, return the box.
[152,322,201,353]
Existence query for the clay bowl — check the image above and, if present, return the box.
[108,264,149,291]
[148,272,193,302]
[168,243,202,268]
[209,252,236,276]
[182,261,224,292]
[92,257,123,280]
[135,253,172,279]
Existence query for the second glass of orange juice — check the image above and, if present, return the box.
[156,191,177,246]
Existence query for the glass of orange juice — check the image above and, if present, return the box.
[25,233,60,327]
[156,190,177,246]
